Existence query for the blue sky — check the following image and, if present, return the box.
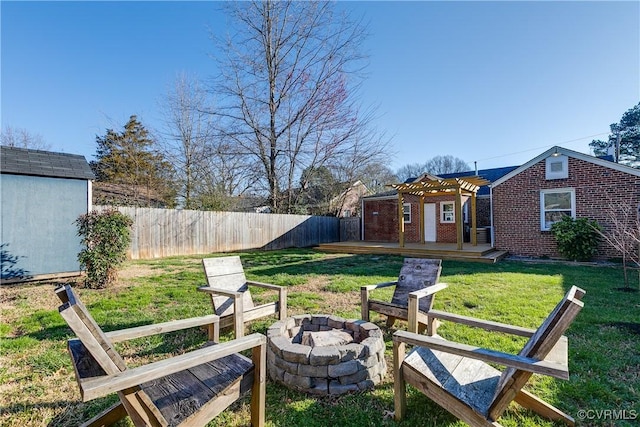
[2,1,639,171]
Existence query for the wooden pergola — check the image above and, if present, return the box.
[390,176,490,250]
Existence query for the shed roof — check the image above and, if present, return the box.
[1,146,95,180]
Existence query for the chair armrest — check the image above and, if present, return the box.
[104,314,220,343]
[361,281,398,292]
[427,309,536,337]
[360,281,398,321]
[406,283,447,333]
[408,283,448,299]
[246,280,283,290]
[79,333,267,401]
[393,330,568,380]
[198,286,244,298]
[247,280,287,319]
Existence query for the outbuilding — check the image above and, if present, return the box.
[1,146,94,283]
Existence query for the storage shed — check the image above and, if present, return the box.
[1,146,95,283]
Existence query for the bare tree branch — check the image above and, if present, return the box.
[211,0,390,213]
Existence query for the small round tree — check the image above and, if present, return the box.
[551,216,602,262]
[76,210,133,289]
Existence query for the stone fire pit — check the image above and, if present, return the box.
[266,314,387,395]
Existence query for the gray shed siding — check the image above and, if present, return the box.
[1,174,89,278]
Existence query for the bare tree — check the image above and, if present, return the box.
[423,155,470,175]
[161,73,215,209]
[160,73,256,210]
[595,199,640,290]
[358,161,398,194]
[396,155,471,182]
[396,162,429,182]
[1,126,50,150]
[213,0,389,213]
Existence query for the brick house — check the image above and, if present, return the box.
[491,146,640,259]
[362,167,516,244]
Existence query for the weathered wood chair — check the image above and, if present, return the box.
[393,285,585,427]
[361,258,446,333]
[198,256,287,338]
[56,284,266,427]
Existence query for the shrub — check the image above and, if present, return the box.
[551,216,602,262]
[76,210,133,289]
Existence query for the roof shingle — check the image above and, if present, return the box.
[1,146,95,180]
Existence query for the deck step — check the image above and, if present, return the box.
[315,243,508,264]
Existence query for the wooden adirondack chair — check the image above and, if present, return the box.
[56,284,266,427]
[198,256,287,338]
[361,258,446,333]
[393,285,585,427]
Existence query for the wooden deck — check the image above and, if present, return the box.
[315,241,508,263]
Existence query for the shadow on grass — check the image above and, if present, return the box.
[261,379,460,427]
[241,250,625,282]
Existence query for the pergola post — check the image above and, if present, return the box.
[419,197,425,244]
[471,192,477,246]
[398,192,405,247]
[455,186,463,250]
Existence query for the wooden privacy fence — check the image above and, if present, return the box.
[340,217,361,241]
[94,206,340,259]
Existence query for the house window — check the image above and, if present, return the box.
[540,188,575,231]
[545,155,568,180]
[441,202,455,223]
[403,203,411,223]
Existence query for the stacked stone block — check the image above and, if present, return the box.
[266,314,387,395]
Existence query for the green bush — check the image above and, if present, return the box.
[76,210,133,289]
[551,216,602,261]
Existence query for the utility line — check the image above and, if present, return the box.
[473,132,611,163]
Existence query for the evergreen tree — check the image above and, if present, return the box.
[92,115,176,207]
[590,102,640,168]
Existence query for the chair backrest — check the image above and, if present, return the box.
[390,258,442,313]
[488,285,585,419]
[56,285,127,376]
[202,256,255,317]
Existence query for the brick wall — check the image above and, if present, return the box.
[363,194,469,243]
[493,157,640,259]
[363,198,399,242]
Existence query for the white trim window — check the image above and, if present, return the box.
[403,203,411,223]
[540,188,575,231]
[545,155,568,180]
[441,201,455,223]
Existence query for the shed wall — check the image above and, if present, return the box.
[1,174,89,279]
[363,194,469,243]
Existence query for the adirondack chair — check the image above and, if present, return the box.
[361,258,446,333]
[55,284,266,427]
[393,285,585,427]
[198,256,287,338]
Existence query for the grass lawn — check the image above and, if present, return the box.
[1,249,638,426]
